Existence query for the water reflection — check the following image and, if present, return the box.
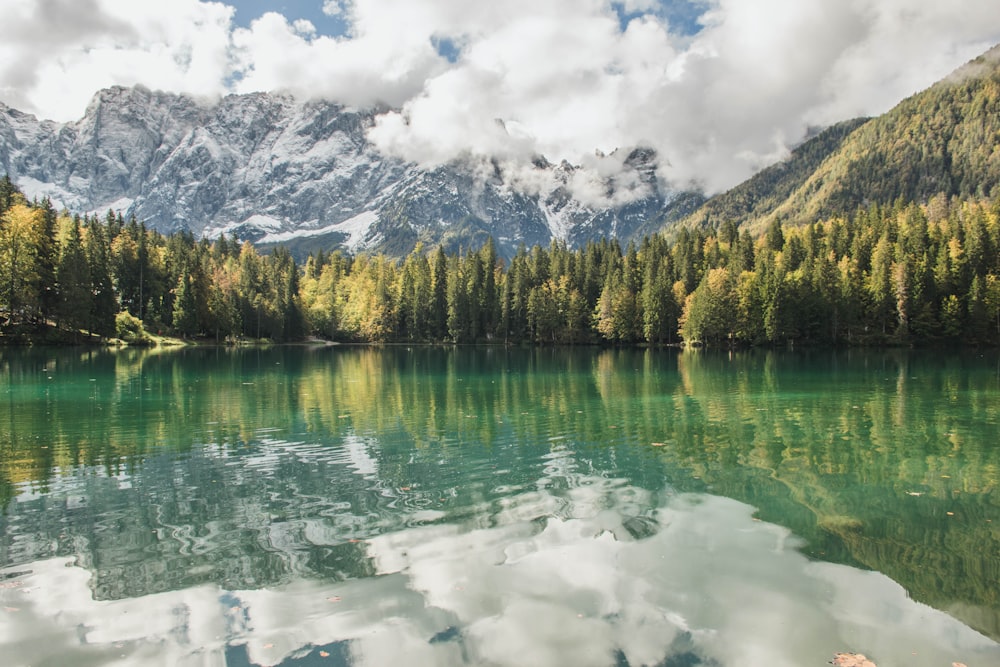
[3,482,997,667]
[1,346,999,663]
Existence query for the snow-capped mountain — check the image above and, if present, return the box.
[0,86,699,257]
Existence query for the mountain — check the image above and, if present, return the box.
[679,118,870,232]
[0,86,698,258]
[681,44,1000,233]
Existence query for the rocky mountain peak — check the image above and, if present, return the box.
[0,86,697,258]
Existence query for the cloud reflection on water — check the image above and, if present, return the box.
[2,480,997,667]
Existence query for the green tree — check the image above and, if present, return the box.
[84,220,116,336]
[479,237,500,339]
[642,260,679,345]
[429,246,448,340]
[446,254,469,342]
[0,203,42,324]
[56,218,92,335]
[867,236,895,337]
[34,199,59,321]
[208,260,241,341]
[172,272,199,337]
[679,268,736,345]
[0,175,18,213]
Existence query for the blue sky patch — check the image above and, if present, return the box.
[614,1,707,36]
[229,1,708,40]
[432,36,462,63]
[231,1,351,37]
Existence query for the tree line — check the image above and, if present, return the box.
[0,176,302,343]
[2,175,999,346]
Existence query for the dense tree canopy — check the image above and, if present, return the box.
[1,177,998,347]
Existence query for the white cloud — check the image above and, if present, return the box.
[0,0,998,196]
[322,0,344,16]
[0,0,234,120]
[229,10,445,108]
[357,0,1000,194]
[6,490,999,666]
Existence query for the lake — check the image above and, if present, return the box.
[1,345,998,666]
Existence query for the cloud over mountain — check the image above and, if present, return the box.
[1,0,998,196]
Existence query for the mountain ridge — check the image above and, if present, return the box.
[680,43,1000,233]
[0,86,696,259]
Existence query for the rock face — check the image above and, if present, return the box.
[0,86,699,258]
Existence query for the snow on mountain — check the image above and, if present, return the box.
[258,211,378,251]
[0,86,699,258]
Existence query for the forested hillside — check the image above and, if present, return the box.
[681,45,1000,233]
[679,118,869,232]
[2,175,999,347]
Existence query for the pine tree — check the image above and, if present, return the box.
[56,218,92,336]
[446,254,469,342]
[429,246,448,340]
[172,272,198,337]
[0,174,18,213]
[867,236,895,337]
[34,199,59,322]
[479,237,499,339]
[642,261,679,345]
[84,220,116,336]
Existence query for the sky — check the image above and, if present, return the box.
[1,0,999,196]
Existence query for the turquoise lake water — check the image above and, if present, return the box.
[1,346,998,666]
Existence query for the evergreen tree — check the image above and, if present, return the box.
[0,175,18,213]
[172,272,199,337]
[429,246,448,340]
[479,237,499,339]
[84,219,116,336]
[867,236,895,337]
[765,218,785,252]
[56,218,92,336]
[35,199,59,322]
[642,260,678,345]
[446,254,469,342]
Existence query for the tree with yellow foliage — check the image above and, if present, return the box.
[0,202,44,325]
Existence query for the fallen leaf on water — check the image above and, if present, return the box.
[832,653,877,667]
